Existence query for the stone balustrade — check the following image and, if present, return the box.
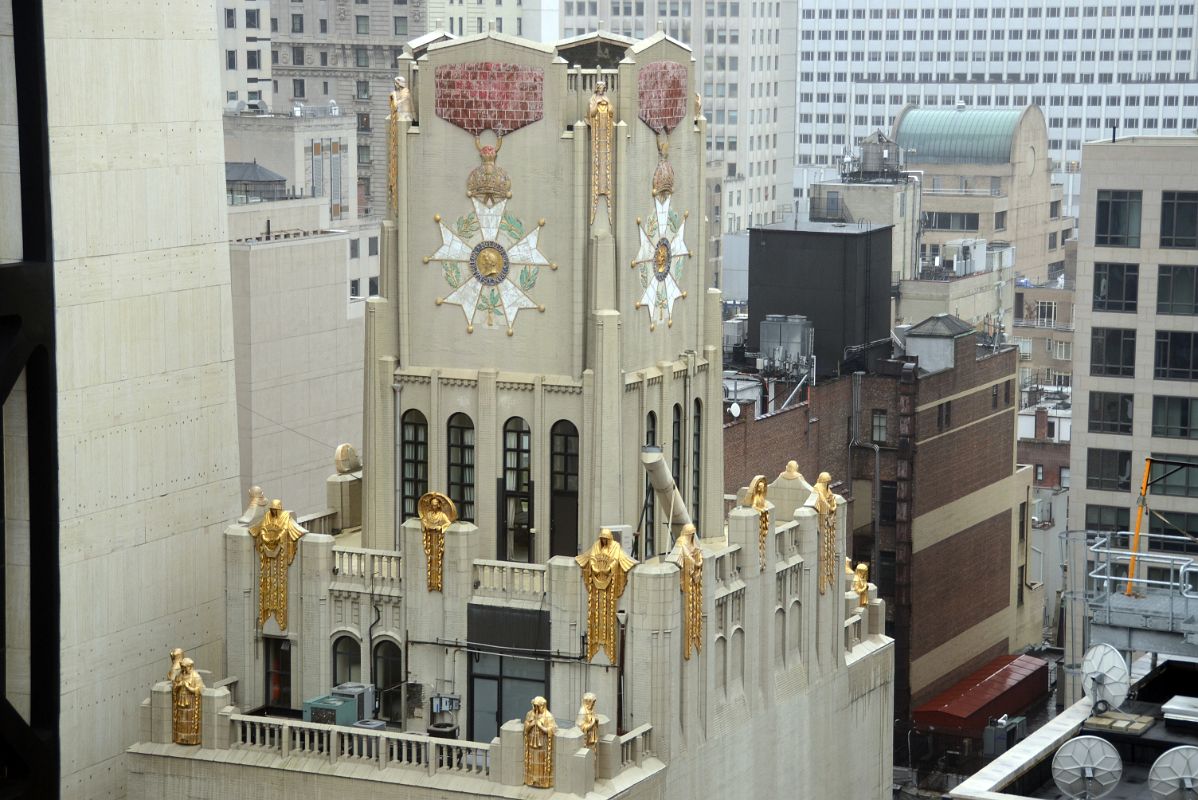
[332,546,402,595]
[472,559,547,601]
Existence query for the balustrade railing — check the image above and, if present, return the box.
[230,714,491,776]
[618,724,654,768]
[472,559,547,600]
[332,547,403,591]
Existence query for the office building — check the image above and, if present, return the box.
[1070,135,1198,583]
[123,30,896,800]
[793,0,1198,215]
[218,0,274,110]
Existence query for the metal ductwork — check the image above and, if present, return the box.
[640,446,693,538]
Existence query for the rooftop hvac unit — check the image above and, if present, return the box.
[332,682,376,720]
[303,694,358,726]
[983,715,1027,757]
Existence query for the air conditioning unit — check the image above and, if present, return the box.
[303,694,358,726]
[332,682,376,720]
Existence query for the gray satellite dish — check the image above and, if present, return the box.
[729,402,741,419]
[1150,746,1198,799]
[1052,736,1123,800]
[1082,643,1130,713]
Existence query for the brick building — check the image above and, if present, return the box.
[724,314,1043,718]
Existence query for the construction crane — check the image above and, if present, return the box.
[1124,456,1198,596]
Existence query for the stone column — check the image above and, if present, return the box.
[150,682,173,743]
[555,726,593,796]
[298,532,334,706]
[623,563,680,760]
[201,686,232,749]
[362,296,397,551]
[590,311,624,530]
[224,524,256,707]
[498,720,524,786]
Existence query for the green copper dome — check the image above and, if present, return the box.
[894,107,1025,164]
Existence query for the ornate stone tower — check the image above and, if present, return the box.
[362,32,723,563]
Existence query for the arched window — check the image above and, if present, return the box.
[401,410,428,522]
[447,413,475,521]
[691,399,702,522]
[373,640,403,720]
[643,412,657,559]
[550,421,580,557]
[333,635,361,686]
[502,417,532,561]
[671,403,683,492]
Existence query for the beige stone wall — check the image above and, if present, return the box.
[44,0,241,796]
[0,1,17,263]
[230,227,364,514]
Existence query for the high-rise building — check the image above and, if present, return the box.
[2,0,241,797]
[792,0,1198,216]
[268,0,431,215]
[1070,135,1198,572]
[558,1,797,233]
[217,0,274,110]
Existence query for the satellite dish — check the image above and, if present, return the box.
[1052,736,1123,800]
[1150,746,1198,799]
[729,402,741,419]
[1082,644,1130,713]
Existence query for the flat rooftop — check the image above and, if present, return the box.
[755,220,893,235]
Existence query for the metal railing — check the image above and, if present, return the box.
[231,714,491,775]
[1086,531,1198,632]
[1012,318,1075,332]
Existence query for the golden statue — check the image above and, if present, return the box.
[523,696,557,788]
[813,472,838,595]
[387,75,412,214]
[466,136,512,206]
[418,491,456,592]
[171,656,205,746]
[677,523,704,660]
[587,81,615,225]
[577,692,599,749]
[852,563,870,608]
[249,499,305,630]
[576,529,637,662]
[167,647,185,682]
[651,135,675,199]
[743,475,769,572]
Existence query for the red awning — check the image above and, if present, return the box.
[913,654,1050,738]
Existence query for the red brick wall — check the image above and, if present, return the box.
[914,413,1015,516]
[910,510,1012,662]
[1018,439,1071,489]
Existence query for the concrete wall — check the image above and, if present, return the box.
[230,226,364,514]
[0,0,17,263]
[44,0,241,795]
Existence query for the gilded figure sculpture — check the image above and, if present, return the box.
[523,696,557,788]
[167,647,185,682]
[577,692,599,749]
[171,656,205,746]
[813,472,838,595]
[576,529,637,662]
[676,523,704,660]
[744,475,770,572]
[418,492,456,592]
[466,136,512,206]
[249,499,305,630]
[587,81,615,225]
[852,563,870,608]
[651,135,675,199]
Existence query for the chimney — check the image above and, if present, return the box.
[1034,407,1048,440]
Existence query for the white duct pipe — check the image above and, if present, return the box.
[641,446,693,534]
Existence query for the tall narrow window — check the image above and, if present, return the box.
[264,637,292,707]
[333,636,361,685]
[550,421,580,557]
[644,412,657,558]
[503,417,532,561]
[692,399,702,522]
[672,404,683,492]
[447,413,475,522]
[373,641,403,720]
[401,410,428,522]
[1095,189,1142,246]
